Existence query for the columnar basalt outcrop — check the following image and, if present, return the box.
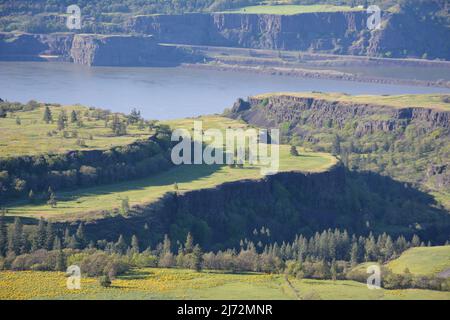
[0,32,201,66]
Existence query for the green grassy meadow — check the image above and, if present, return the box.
[387,246,450,276]
[254,92,450,111]
[224,5,362,15]
[3,110,336,220]
[1,267,448,300]
[0,104,151,158]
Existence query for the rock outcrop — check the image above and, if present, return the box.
[0,32,201,66]
[70,34,199,66]
[128,10,449,60]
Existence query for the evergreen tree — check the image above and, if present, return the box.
[184,232,194,254]
[115,235,127,255]
[131,235,139,254]
[121,197,130,215]
[330,259,337,281]
[55,248,66,272]
[411,235,421,247]
[63,228,71,248]
[290,145,299,156]
[43,106,52,123]
[9,217,24,255]
[45,221,55,250]
[53,235,62,251]
[75,223,86,248]
[57,110,68,131]
[70,110,78,123]
[35,218,47,250]
[192,244,203,272]
[28,189,35,203]
[350,241,359,266]
[47,190,57,208]
[0,210,8,257]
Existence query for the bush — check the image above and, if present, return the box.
[99,275,112,287]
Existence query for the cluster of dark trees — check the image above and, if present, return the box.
[1,214,448,291]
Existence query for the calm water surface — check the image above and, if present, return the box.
[1,61,449,120]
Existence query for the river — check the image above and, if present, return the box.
[1,61,449,120]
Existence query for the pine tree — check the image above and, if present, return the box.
[131,235,139,254]
[75,223,86,248]
[290,145,299,156]
[0,210,8,257]
[43,106,52,123]
[162,234,171,255]
[63,228,71,248]
[55,247,66,272]
[121,197,130,215]
[9,217,24,255]
[115,235,127,255]
[47,190,57,208]
[53,235,62,251]
[28,189,35,203]
[192,244,203,272]
[70,110,78,123]
[330,259,338,281]
[57,110,68,131]
[35,218,47,250]
[411,235,421,247]
[184,232,194,254]
[350,241,359,266]
[45,221,55,250]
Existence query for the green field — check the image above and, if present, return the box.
[254,92,450,111]
[1,268,448,300]
[388,246,450,276]
[225,5,362,15]
[4,112,336,220]
[0,104,151,158]
[6,144,335,220]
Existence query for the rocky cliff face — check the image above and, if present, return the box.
[128,10,449,59]
[0,32,201,66]
[129,12,368,54]
[228,94,450,194]
[0,32,74,60]
[240,95,450,133]
[70,34,199,66]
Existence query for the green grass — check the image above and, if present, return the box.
[5,114,336,220]
[1,268,449,300]
[254,92,450,111]
[224,5,363,15]
[0,104,151,158]
[6,144,335,220]
[388,246,450,276]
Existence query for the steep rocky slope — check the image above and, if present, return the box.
[0,32,200,66]
[128,9,449,60]
[227,94,450,197]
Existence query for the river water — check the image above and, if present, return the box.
[1,61,449,120]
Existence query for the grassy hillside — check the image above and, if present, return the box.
[225,5,363,15]
[254,92,450,111]
[0,104,151,158]
[1,268,449,300]
[388,246,450,276]
[5,114,336,220]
